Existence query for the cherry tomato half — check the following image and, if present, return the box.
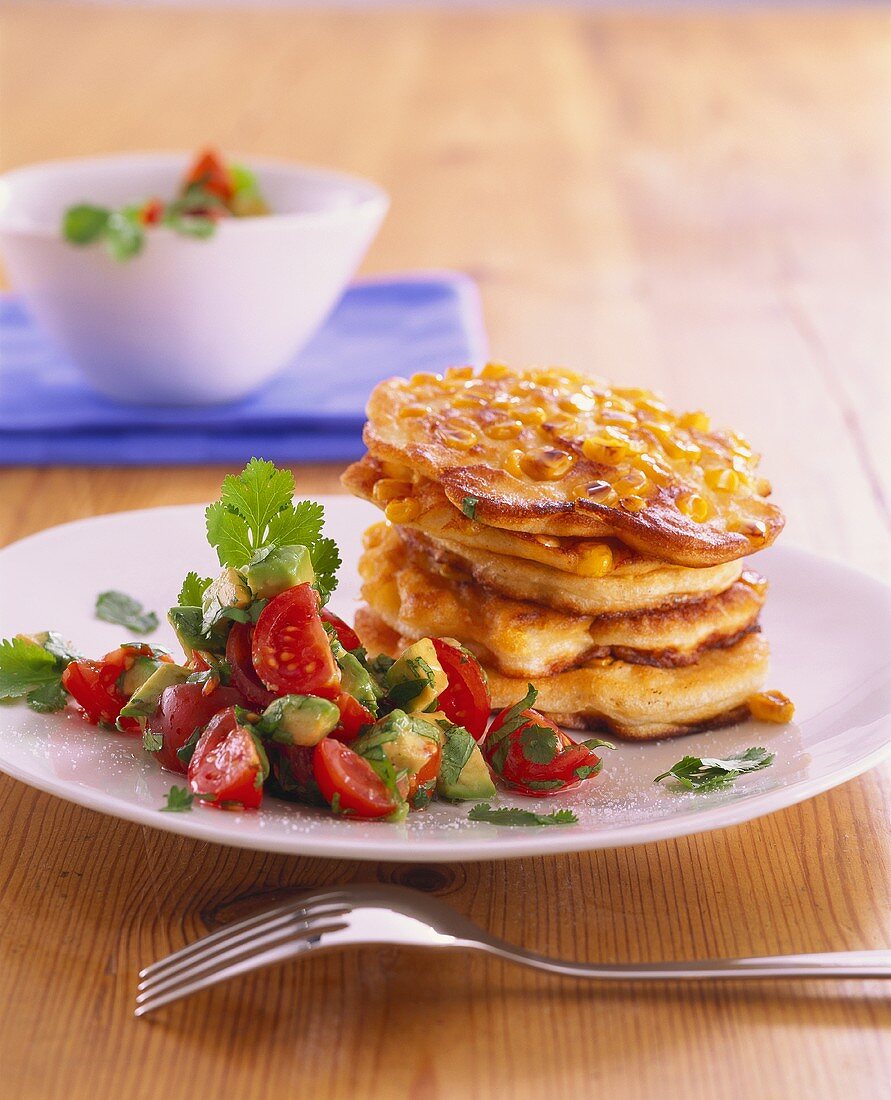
[226,622,276,709]
[252,584,341,698]
[62,645,161,732]
[182,148,233,203]
[484,707,602,797]
[320,607,361,652]
[138,198,164,225]
[431,639,490,739]
[188,707,265,810]
[147,682,244,775]
[329,691,375,743]
[313,738,396,819]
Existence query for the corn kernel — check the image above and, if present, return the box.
[637,396,670,417]
[755,477,772,496]
[380,459,414,480]
[620,495,647,513]
[384,498,421,524]
[680,410,711,433]
[505,450,525,478]
[372,478,413,503]
[486,419,523,440]
[613,467,649,495]
[543,413,576,433]
[738,518,768,542]
[519,447,575,481]
[445,365,474,381]
[677,492,710,522]
[582,435,628,465]
[411,372,442,387]
[579,479,618,505]
[452,393,485,409]
[634,452,673,486]
[399,403,430,419]
[705,468,740,493]
[748,690,795,724]
[515,405,548,426]
[439,426,478,450]
[741,569,769,597]
[559,393,597,414]
[481,362,511,381]
[576,543,614,577]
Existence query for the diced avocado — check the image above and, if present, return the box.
[328,634,380,714]
[257,695,339,746]
[117,662,190,729]
[354,709,441,772]
[201,568,252,629]
[436,724,496,800]
[168,606,227,658]
[246,545,314,600]
[120,655,164,698]
[385,638,448,713]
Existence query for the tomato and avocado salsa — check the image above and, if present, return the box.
[0,460,611,821]
[62,148,270,262]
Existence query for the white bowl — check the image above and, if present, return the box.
[0,154,388,405]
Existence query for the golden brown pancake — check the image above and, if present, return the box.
[359,522,766,677]
[356,608,770,740]
[361,365,784,567]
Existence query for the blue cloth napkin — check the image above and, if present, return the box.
[0,273,487,466]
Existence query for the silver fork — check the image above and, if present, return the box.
[135,884,891,1016]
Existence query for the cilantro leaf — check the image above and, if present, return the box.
[519,723,559,765]
[26,679,69,713]
[160,786,194,812]
[654,747,775,792]
[461,496,478,520]
[143,729,163,753]
[309,537,341,604]
[266,500,324,549]
[0,637,61,699]
[178,571,212,607]
[103,210,144,261]
[95,591,158,634]
[468,803,578,827]
[438,722,476,788]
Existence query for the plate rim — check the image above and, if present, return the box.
[1,500,889,862]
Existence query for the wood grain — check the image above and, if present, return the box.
[1,6,889,1099]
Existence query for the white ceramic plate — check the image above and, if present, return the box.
[0,498,889,861]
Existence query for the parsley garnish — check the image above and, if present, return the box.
[0,634,79,713]
[461,496,478,520]
[95,591,158,634]
[468,803,578,827]
[204,458,341,603]
[654,747,775,792]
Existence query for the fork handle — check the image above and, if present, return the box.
[470,943,891,980]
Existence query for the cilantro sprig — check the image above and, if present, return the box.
[468,803,578,827]
[0,633,80,713]
[654,747,775,792]
[95,590,158,634]
[204,458,341,603]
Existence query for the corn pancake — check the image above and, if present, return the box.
[356,608,770,740]
[359,522,765,677]
[362,365,784,566]
[400,524,744,616]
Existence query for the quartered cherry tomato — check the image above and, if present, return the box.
[483,706,603,796]
[320,607,361,652]
[329,691,374,743]
[271,743,326,805]
[147,682,244,775]
[313,738,396,819]
[431,639,490,739]
[225,622,275,709]
[182,148,233,204]
[188,707,266,810]
[62,644,163,732]
[252,584,341,698]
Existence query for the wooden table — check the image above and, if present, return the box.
[1,6,889,1098]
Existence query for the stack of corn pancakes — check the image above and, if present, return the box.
[344,364,786,740]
